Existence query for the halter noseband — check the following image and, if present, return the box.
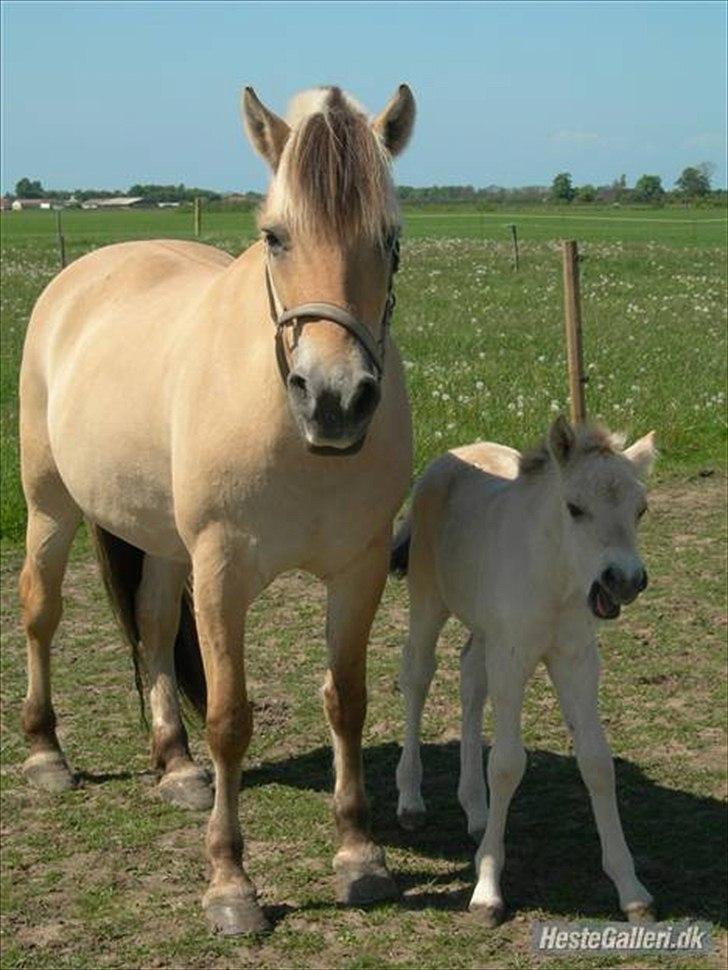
[265,237,400,383]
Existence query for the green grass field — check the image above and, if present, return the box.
[0,206,726,968]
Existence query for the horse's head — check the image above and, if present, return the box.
[242,84,415,453]
[546,416,657,620]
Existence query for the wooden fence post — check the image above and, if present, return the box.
[55,208,66,269]
[561,240,587,423]
[507,223,519,271]
[193,197,202,237]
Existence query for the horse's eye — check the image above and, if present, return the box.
[263,230,283,252]
[567,503,585,519]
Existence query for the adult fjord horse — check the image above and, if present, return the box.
[19,84,415,934]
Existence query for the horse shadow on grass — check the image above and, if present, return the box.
[243,741,727,927]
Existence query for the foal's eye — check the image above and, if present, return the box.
[567,503,585,519]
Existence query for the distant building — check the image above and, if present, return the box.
[82,196,144,209]
[157,201,180,208]
[11,198,53,210]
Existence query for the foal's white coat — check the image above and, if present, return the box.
[395,418,657,925]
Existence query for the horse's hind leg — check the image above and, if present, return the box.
[395,556,448,831]
[135,555,213,810]
[457,633,489,843]
[20,492,81,792]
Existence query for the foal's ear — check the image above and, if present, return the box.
[548,415,576,465]
[241,87,291,171]
[623,431,658,478]
[372,84,416,157]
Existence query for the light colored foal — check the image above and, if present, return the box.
[394,417,657,926]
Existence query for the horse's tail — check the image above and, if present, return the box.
[87,523,207,720]
[390,516,411,577]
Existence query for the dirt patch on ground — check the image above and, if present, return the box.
[1,477,725,969]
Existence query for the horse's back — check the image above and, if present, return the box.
[414,440,520,518]
[20,239,236,559]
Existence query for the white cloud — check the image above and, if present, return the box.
[683,132,726,150]
[548,130,602,144]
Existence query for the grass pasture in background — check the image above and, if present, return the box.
[0,205,726,969]
[1,205,726,541]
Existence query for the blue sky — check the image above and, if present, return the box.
[1,1,726,193]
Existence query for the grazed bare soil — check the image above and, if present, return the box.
[1,476,725,969]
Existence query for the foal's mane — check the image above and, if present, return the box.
[266,87,398,243]
[519,423,625,476]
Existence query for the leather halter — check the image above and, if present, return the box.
[265,237,400,383]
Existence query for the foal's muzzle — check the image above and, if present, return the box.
[588,565,648,620]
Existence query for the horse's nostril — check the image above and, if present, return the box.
[638,569,648,592]
[602,566,617,591]
[288,372,308,396]
[349,377,380,423]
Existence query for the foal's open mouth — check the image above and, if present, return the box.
[588,581,621,620]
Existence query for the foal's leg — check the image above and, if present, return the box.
[395,558,448,830]
[135,555,213,810]
[547,643,654,923]
[20,492,82,792]
[469,646,526,926]
[192,534,269,935]
[457,633,489,843]
[325,532,398,905]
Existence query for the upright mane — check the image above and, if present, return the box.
[263,86,398,243]
[519,423,626,476]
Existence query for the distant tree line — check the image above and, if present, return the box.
[398,163,723,207]
[546,163,720,205]
[8,164,725,208]
[9,179,224,204]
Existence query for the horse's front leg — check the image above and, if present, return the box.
[192,533,269,935]
[324,531,399,905]
[547,641,654,923]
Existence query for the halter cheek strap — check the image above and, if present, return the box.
[265,239,399,383]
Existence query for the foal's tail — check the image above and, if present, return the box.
[87,524,207,719]
[390,516,411,577]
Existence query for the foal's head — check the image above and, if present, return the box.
[242,84,415,452]
[525,417,657,619]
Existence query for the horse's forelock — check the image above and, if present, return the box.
[269,87,397,242]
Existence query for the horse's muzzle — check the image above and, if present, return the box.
[588,565,648,620]
[287,369,381,453]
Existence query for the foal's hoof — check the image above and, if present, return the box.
[203,889,271,936]
[397,809,426,832]
[625,900,656,925]
[469,900,505,928]
[334,846,399,906]
[158,766,213,811]
[23,751,76,793]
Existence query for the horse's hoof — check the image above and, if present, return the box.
[334,848,399,905]
[469,900,505,928]
[203,889,271,936]
[625,900,655,924]
[23,751,76,793]
[158,766,213,811]
[397,809,426,832]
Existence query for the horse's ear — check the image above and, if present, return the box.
[241,87,291,171]
[372,84,415,157]
[624,431,658,478]
[548,415,576,465]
